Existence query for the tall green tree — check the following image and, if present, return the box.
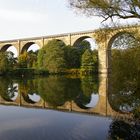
[38,39,66,73]
[0,52,9,74]
[77,40,91,54]
[92,49,98,71]
[18,51,28,68]
[18,51,38,68]
[0,51,18,74]
[37,49,46,69]
[68,0,140,21]
[80,47,98,73]
[27,50,38,68]
[75,40,91,67]
[64,46,81,68]
[81,49,94,67]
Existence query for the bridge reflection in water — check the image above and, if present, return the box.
[0,74,134,121]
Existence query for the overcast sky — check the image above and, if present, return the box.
[0,0,104,41]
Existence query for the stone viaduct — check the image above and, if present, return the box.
[0,25,140,74]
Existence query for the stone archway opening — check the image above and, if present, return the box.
[73,36,98,50]
[111,32,136,50]
[108,32,137,69]
[109,32,138,73]
[108,32,140,113]
[27,44,40,53]
[19,42,40,68]
[21,42,40,54]
[1,44,18,58]
[73,36,98,73]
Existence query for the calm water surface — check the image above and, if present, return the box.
[0,75,139,140]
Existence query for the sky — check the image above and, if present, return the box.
[0,0,103,41]
[0,0,139,41]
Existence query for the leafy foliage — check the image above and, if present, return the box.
[68,0,140,21]
[81,49,94,67]
[64,45,81,68]
[18,51,38,68]
[77,40,91,54]
[38,39,66,73]
[81,49,98,73]
[0,52,17,74]
[18,51,28,68]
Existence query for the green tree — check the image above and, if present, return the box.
[68,0,140,21]
[18,51,28,68]
[64,46,81,68]
[37,49,46,69]
[0,52,18,74]
[81,49,93,66]
[27,50,38,68]
[0,52,9,74]
[81,49,95,73]
[38,39,66,73]
[77,40,91,54]
[74,40,91,68]
[18,51,38,68]
[92,49,98,71]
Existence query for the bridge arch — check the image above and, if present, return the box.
[72,36,98,50]
[21,42,41,54]
[73,36,91,47]
[0,44,18,57]
[107,32,139,114]
[108,31,136,49]
[107,31,137,70]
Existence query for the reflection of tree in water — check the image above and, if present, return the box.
[18,76,98,108]
[38,76,82,107]
[109,33,140,113]
[0,77,18,101]
[75,76,98,109]
[108,119,140,140]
